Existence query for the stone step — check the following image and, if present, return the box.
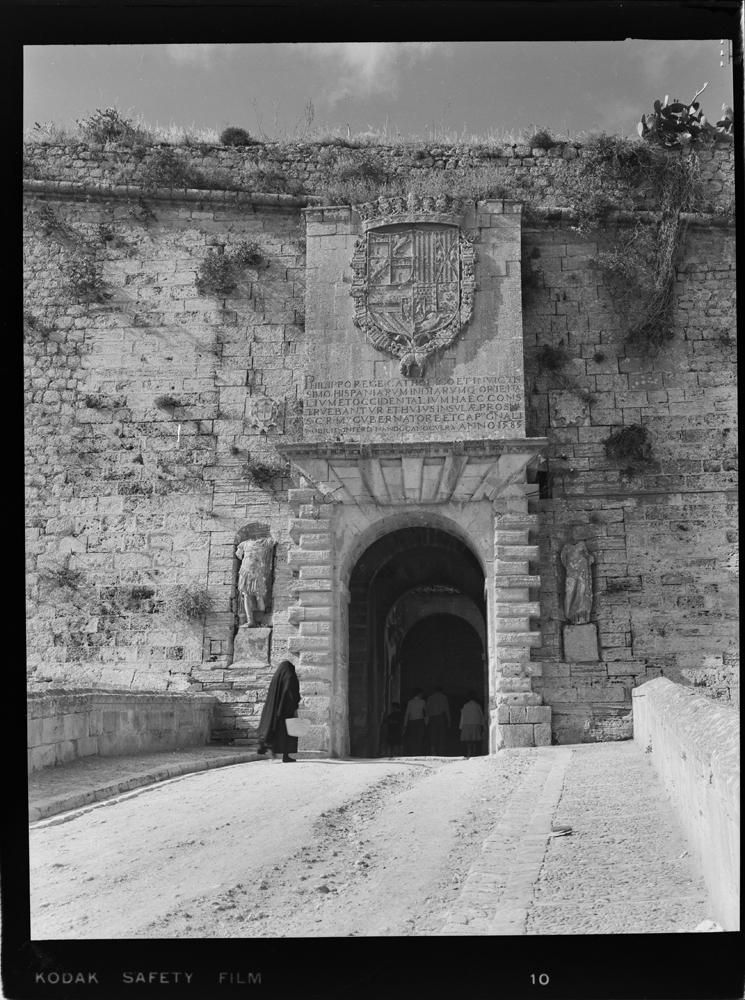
[495,601,542,616]
[496,545,540,561]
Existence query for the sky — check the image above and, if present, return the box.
[23,40,735,141]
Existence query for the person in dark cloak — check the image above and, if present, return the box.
[256,659,301,763]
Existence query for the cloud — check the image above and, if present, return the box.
[164,44,232,67]
[298,42,443,102]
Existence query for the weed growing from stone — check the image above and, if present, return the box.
[231,240,264,268]
[535,344,568,372]
[23,157,42,179]
[530,129,558,150]
[245,459,289,489]
[154,394,181,412]
[39,565,83,591]
[64,252,110,304]
[141,147,193,189]
[240,167,307,196]
[76,107,137,143]
[196,241,264,297]
[23,311,54,341]
[604,424,652,472]
[128,199,157,225]
[196,252,239,297]
[36,204,67,239]
[159,585,212,623]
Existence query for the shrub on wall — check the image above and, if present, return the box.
[76,107,137,144]
[64,252,110,304]
[23,311,54,342]
[604,424,652,474]
[220,126,254,146]
[159,585,212,623]
[245,458,289,489]
[141,147,194,189]
[195,241,264,297]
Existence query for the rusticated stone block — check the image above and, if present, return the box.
[525,705,552,724]
[533,722,552,746]
[499,723,535,748]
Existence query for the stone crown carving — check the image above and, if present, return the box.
[355,192,466,231]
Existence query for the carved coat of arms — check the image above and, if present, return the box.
[246,394,280,434]
[351,195,476,377]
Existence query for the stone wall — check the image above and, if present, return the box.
[632,677,739,929]
[23,136,735,215]
[23,181,306,743]
[522,219,738,742]
[23,135,737,746]
[27,690,216,772]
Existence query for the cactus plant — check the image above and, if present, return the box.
[638,83,712,147]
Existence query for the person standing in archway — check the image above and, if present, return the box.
[425,686,451,755]
[459,691,485,759]
[403,689,427,755]
[256,659,301,763]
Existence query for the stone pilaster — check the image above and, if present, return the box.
[493,507,551,749]
[285,487,335,754]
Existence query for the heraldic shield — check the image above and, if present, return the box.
[352,211,475,378]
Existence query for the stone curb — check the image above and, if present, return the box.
[28,750,263,823]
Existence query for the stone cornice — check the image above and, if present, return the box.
[277,438,548,506]
[277,438,548,460]
[526,207,735,228]
[23,180,733,227]
[22,178,322,209]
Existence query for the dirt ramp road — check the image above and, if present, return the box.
[30,753,534,939]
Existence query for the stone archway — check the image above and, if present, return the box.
[347,525,486,757]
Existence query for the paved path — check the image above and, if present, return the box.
[28,741,713,936]
[439,742,711,935]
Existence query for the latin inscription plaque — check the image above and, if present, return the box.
[303,374,524,441]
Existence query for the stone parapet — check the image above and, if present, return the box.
[27,690,217,772]
[632,677,739,929]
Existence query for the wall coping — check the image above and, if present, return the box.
[632,677,739,801]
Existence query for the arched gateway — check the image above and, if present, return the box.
[277,193,551,757]
[348,526,486,757]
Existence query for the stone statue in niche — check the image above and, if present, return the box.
[236,537,276,627]
[561,540,594,624]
